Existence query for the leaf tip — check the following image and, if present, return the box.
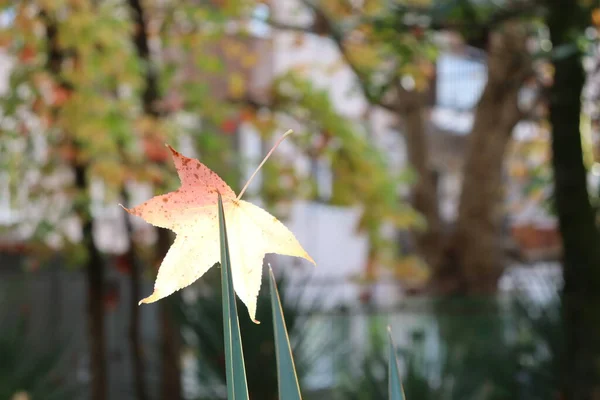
[165,143,178,157]
[139,291,161,305]
[304,253,316,266]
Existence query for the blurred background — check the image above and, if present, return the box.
[1,0,599,399]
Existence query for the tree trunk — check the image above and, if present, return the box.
[547,2,600,397]
[43,12,108,400]
[127,0,182,397]
[397,96,444,272]
[157,229,182,400]
[398,23,529,294]
[74,165,108,400]
[121,193,148,400]
[443,22,529,293]
[128,0,159,116]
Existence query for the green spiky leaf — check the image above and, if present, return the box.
[218,193,249,400]
[388,327,406,400]
[269,266,303,400]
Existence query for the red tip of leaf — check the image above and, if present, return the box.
[166,144,180,159]
[19,45,36,63]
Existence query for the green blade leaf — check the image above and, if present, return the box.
[388,327,406,400]
[218,193,249,400]
[268,265,303,400]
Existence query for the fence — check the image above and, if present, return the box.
[0,251,562,399]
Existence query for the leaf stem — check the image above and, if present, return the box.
[237,129,293,200]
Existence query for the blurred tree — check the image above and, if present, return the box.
[546,1,600,397]
[253,0,541,293]
[123,0,266,396]
[447,20,532,292]
[125,0,178,398]
[3,0,545,397]
[248,72,425,274]
[42,12,110,400]
[2,1,406,399]
[0,2,142,400]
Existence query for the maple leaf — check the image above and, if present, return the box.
[122,132,314,322]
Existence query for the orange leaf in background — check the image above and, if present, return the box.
[220,118,238,134]
[58,143,77,163]
[19,45,36,63]
[0,33,11,48]
[122,132,314,322]
[592,8,600,27]
[52,86,71,106]
[239,108,254,122]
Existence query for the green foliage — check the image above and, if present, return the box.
[330,291,561,400]
[0,323,78,400]
[0,286,80,400]
[410,297,521,400]
[0,1,143,253]
[336,320,390,400]
[268,72,424,267]
[2,0,419,287]
[401,294,562,400]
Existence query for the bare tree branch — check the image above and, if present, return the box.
[263,0,540,112]
[265,19,314,34]
[389,0,542,32]
[263,1,397,111]
[227,94,273,110]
